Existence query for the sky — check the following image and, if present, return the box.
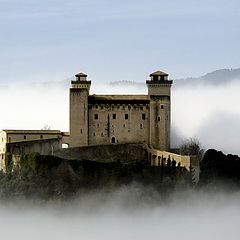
[0,0,240,83]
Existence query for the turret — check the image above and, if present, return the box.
[71,72,91,92]
[146,70,173,150]
[69,72,91,147]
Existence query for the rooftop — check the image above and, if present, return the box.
[1,130,62,134]
[88,95,149,104]
[75,72,87,77]
[150,70,168,76]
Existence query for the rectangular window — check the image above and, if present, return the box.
[40,135,43,139]
[113,114,116,119]
[80,129,82,133]
[125,114,128,120]
[158,116,161,122]
[94,114,98,120]
[161,105,164,109]
[24,135,26,139]
[142,113,146,120]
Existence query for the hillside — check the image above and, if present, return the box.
[107,68,240,88]
[174,68,240,87]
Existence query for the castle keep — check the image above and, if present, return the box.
[69,71,172,150]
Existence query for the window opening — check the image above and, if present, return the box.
[111,137,116,144]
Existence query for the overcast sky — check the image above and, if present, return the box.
[0,0,240,83]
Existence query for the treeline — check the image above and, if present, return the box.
[200,149,240,186]
[1,148,240,199]
[0,153,191,199]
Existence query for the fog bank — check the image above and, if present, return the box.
[1,185,240,240]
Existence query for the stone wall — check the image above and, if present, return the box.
[54,143,149,164]
[88,104,150,145]
[3,138,62,172]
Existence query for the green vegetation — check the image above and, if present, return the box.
[0,153,192,199]
[200,149,240,187]
[1,146,240,200]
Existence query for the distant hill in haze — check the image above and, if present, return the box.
[174,68,240,87]
[108,68,240,88]
[27,68,240,89]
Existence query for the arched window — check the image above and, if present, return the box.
[111,137,116,144]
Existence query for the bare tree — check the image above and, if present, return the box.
[179,138,204,160]
[41,125,51,130]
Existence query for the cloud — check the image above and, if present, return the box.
[172,81,240,154]
[0,185,240,240]
[196,112,240,155]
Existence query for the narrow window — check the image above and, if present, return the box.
[101,105,104,109]
[158,116,160,122]
[123,124,126,128]
[111,137,116,144]
[24,135,26,140]
[161,105,164,109]
[93,132,96,136]
[8,137,11,143]
[81,129,83,133]
[40,135,43,139]
[140,124,143,129]
[113,113,116,119]
[142,113,146,120]
[94,114,98,120]
[1,154,4,160]
[125,114,128,120]
[101,132,104,137]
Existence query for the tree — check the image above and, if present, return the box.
[179,138,204,161]
[41,125,51,130]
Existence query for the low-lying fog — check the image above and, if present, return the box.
[1,185,240,240]
[0,79,240,154]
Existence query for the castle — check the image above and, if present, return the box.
[0,70,199,180]
[69,71,172,149]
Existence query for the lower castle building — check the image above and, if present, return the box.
[70,70,172,150]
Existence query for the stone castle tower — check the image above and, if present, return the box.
[69,70,172,150]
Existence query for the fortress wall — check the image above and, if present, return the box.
[88,104,150,145]
[2,138,63,172]
[54,143,149,164]
[150,150,191,170]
